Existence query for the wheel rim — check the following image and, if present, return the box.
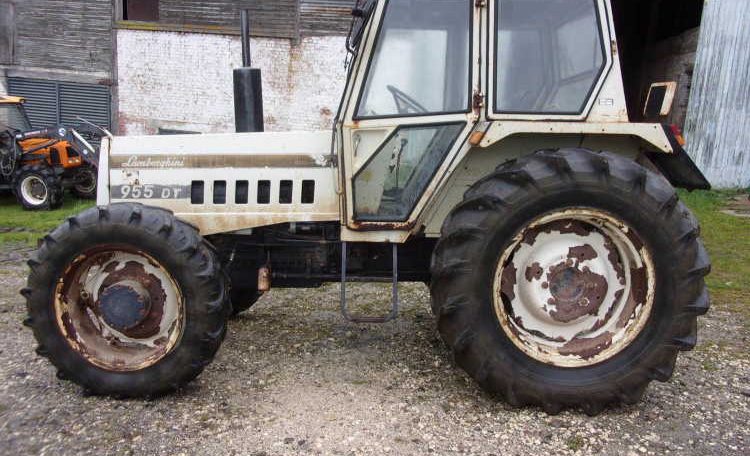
[20,175,48,206]
[74,168,97,194]
[54,246,184,372]
[493,208,655,368]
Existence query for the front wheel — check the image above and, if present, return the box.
[431,148,710,414]
[13,163,63,210]
[70,165,98,199]
[22,203,231,397]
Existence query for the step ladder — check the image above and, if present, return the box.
[340,242,399,323]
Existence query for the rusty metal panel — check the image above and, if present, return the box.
[300,0,353,36]
[12,0,113,74]
[684,0,750,188]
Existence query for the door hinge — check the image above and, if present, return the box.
[475,0,487,7]
[473,91,485,110]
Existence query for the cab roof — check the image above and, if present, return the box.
[0,95,25,104]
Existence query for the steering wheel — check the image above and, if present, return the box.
[387,85,429,115]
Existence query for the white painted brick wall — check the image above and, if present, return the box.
[116,30,347,135]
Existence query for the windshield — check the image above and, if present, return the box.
[347,0,377,54]
[0,104,32,132]
[356,0,471,118]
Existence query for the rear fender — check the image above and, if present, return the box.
[644,126,711,191]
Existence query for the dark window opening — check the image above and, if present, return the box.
[123,0,160,22]
[236,181,249,204]
[280,180,294,204]
[213,181,227,205]
[257,180,271,204]
[191,181,204,205]
[611,0,704,124]
[301,180,316,204]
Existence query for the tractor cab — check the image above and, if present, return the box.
[0,96,32,134]
[334,0,635,244]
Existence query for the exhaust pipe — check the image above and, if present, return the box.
[234,9,264,133]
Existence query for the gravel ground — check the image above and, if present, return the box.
[0,243,748,456]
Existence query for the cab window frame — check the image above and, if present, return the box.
[352,0,475,121]
[491,0,612,118]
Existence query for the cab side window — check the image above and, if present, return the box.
[495,0,605,114]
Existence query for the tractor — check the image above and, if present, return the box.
[22,0,711,415]
[0,95,99,209]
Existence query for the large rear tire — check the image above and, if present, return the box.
[431,148,710,414]
[22,203,231,398]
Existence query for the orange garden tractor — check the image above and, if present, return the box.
[0,95,99,209]
[22,0,712,415]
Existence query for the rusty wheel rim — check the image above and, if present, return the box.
[493,209,655,368]
[54,246,185,372]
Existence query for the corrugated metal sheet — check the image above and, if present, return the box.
[7,78,58,127]
[12,0,113,73]
[300,0,353,36]
[59,82,111,129]
[159,1,300,39]
[684,0,750,188]
[7,77,111,137]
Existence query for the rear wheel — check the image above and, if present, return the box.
[13,163,63,210]
[431,148,710,414]
[22,203,231,397]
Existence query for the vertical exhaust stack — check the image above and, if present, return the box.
[234,10,264,133]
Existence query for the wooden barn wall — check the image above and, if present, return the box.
[0,1,14,64]
[157,1,299,39]
[685,0,750,188]
[10,0,113,74]
[300,0,353,36]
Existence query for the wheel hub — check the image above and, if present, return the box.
[494,209,655,368]
[98,281,152,332]
[53,247,184,372]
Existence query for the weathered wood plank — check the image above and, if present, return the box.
[12,0,113,73]
[159,1,299,39]
[300,0,353,36]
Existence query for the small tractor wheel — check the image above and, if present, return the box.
[71,165,98,199]
[431,148,710,414]
[230,287,263,316]
[22,203,231,398]
[13,163,63,210]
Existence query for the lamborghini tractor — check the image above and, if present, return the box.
[0,95,99,209]
[23,0,711,414]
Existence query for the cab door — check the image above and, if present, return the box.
[339,0,480,238]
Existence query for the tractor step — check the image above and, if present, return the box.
[340,242,399,324]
